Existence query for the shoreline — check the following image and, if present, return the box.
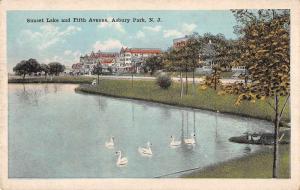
[155,146,270,178]
[181,144,290,178]
[8,79,290,125]
[75,85,290,125]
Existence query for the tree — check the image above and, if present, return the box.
[204,65,222,90]
[184,33,202,95]
[13,58,40,79]
[164,47,185,98]
[40,64,50,79]
[92,64,103,84]
[156,73,172,89]
[231,9,290,178]
[49,62,65,76]
[144,55,163,75]
[13,60,28,79]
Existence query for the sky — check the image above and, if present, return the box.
[7,10,238,71]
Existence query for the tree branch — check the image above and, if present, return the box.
[279,93,290,120]
[266,99,276,112]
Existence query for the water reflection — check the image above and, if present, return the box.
[94,96,107,112]
[15,84,43,106]
[131,102,135,128]
[9,84,273,178]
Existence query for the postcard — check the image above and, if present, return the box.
[0,0,300,189]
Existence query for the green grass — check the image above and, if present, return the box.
[8,75,95,84]
[182,145,290,178]
[77,79,290,122]
[167,71,233,78]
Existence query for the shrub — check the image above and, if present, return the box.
[156,73,172,89]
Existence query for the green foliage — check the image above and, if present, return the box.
[232,9,290,99]
[49,62,65,76]
[203,65,222,90]
[144,55,163,75]
[13,59,40,79]
[92,64,103,75]
[156,73,172,89]
[40,64,50,76]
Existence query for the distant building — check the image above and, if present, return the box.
[173,35,190,49]
[119,47,162,73]
[71,63,84,75]
[79,50,119,74]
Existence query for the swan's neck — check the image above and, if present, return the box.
[118,152,122,161]
[171,137,175,142]
[111,138,114,143]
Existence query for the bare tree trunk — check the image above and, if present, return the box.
[97,74,100,84]
[214,70,217,90]
[272,94,280,178]
[192,67,195,96]
[131,73,133,88]
[185,66,188,95]
[23,73,26,79]
[180,71,183,98]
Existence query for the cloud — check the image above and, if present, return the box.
[182,23,197,34]
[93,39,125,51]
[163,29,183,38]
[98,17,125,33]
[136,31,145,39]
[42,50,81,66]
[64,50,72,55]
[18,24,82,50]
[143,25,162,32]
[163,23,197,38]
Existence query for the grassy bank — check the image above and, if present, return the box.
[8,76,95,84]
[182,145,290,178]
[77,79,290,122]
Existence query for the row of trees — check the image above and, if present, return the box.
[13,59,65,79]
[142,9,290,178]
[142,32,237,97]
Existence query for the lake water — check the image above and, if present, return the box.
[8,84,273,178]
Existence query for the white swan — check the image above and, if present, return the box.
[184,133,196,145]
[170,136,181,147]
[138,142,152,156]
[115,150,128,166]
[105,136,114,149]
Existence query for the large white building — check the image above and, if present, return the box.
[118,47,162,73]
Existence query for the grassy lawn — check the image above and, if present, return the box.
[182,145,290,178]
[77,79,290,122]
[167,71,233,78]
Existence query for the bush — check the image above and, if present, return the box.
[156,73,172,89]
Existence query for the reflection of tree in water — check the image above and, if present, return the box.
[53,84,62,93]
[161,108,171,119]
[15,84,43,106]
[131,102,135,127]
[180,110,198,152]
[44,84,49,94]
[95,96,108,112]
[215,112,219,142]
[141,104,148,112]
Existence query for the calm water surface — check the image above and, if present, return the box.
[8,84,273,178]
